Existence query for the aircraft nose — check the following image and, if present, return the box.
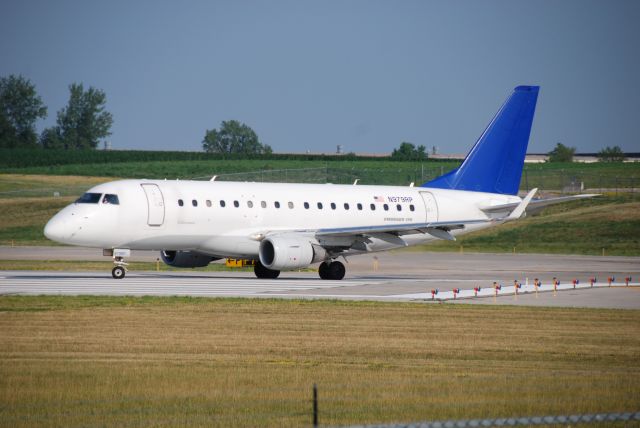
[44,214,70,243]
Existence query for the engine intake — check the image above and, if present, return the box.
[259,235,326,270]
[160,250,215,268]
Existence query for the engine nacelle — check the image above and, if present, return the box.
[259,235,326,270]
[160,250,215,268]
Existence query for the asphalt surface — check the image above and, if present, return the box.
[1,246,638,309]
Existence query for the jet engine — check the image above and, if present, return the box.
[259,235,326,270]
[160,250,216,268]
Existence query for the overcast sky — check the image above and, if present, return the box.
[2,0,639,154]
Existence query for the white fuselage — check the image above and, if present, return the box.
[44,179,520,259]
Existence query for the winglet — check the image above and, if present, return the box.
[507,188,537,220]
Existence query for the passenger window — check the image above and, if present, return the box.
[331,203,336,210]
[220,200,226,207]
[102,194,119,205]
[410,204,415,212]
[370,203,376,211]
[274,201,280,208]
[75,192,101,204]
[247,201,254,208]
[192,200,198,207]
[304,202,310,209]
[178,199,184,207]
[317,202,323,209]
[357,203,363,210]
[397,204,402,211]
[344,203,349,210]
[261,201,267,208]
[234,200,239,208]
[383,204,389,211]
[288,202,294,209]
[206,200,212,207]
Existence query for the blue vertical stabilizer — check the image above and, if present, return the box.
[423,86,539,195]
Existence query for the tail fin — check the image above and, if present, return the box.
[423,86,539,195]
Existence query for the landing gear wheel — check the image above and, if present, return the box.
[112,266,126,279]
[318,262,330,279]
[254,261,280,279]
[319,261,345,280]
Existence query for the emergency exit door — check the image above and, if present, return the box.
[141,184,165,226]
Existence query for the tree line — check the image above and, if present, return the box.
[547,142,627,162]
[0,75,113,150]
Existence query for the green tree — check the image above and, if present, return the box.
[202,120,271,154]
[547,142,575,162]
[0,74,47,148]
[39,127,63,149]
[391,142,427,160]
[598,145,625,162]
[44,83,113,149]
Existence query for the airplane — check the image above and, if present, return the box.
[44,86,595,280]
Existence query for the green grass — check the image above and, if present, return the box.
[2,157,639,189]
[0,297,638,427]
[0,174,112,198]
[1,159,455,186]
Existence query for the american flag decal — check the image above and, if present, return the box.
[374,196,384,202]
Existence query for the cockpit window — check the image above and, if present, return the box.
[102,194,120,205]
[75,193,102,204]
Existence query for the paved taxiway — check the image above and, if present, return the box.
[0,247,640,309]
[1,247,638,309]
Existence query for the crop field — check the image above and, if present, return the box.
[1,148,639,189]
[0,297,638,427]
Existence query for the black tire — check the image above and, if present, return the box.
[254,261,280,279]
[318,261,331,280]
[112,266,126,279]
[319,261,345,280]
[328,261,346,280]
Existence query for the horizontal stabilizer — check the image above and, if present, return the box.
[480,193,599,215]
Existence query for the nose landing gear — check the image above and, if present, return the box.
[104,248,130,279]
[112,264,126,279]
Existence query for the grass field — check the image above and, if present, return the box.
[2,155,639,189]
[0,297,638,427]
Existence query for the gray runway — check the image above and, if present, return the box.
[1,247,639,309]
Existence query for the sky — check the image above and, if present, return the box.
[1,0,639,154]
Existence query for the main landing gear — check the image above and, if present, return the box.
[254,260,280,279]
[318,260,345,280]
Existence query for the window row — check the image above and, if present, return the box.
[177,198,415,212]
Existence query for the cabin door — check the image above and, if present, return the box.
[419,191,439,222]
[141,184,165,226]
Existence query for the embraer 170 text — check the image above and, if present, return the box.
[44,86,594,280]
